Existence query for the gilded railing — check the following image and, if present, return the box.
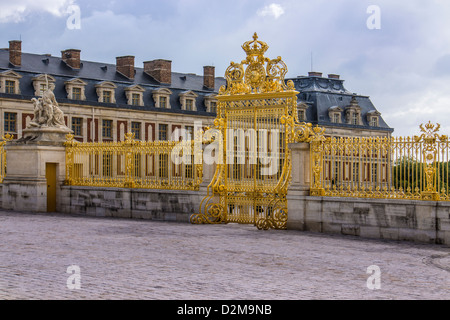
[64,132,203,190]
[310,121,450,201]
[0,133,13,183]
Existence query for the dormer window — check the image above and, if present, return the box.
[95,81,117,104]
[204,93,218,113]
[103,91,112,103]
[186,98,194,111]
[333,113,340,123]
[0,70,22,95]
[179,90,198,111]
[328,106,343,124]
[72,87,82,100]
[152,88,172,109]
[125,85,145,107]
[65,78,87,101]
[351,113,359,125]
[160,96,167,108]
[5,80,16,94]
[367,110,381,127]
[345,96,361,126]
[370,117,378,127]
[297,102,309,122]
[32,74,55,97]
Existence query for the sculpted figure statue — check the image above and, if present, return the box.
[28,79,66,129]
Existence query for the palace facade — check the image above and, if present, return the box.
[0,40,392,142]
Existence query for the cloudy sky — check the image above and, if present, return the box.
[1,0,450,136]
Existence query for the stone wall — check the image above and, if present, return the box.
[287,195,450,245]
[59,186,205,223]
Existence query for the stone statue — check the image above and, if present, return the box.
[22,74,72,143]
[29,83,66,129]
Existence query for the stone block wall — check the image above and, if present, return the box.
[59,186,205,223]
[287,196,450,245]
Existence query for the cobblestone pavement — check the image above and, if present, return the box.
[0,210,448,300]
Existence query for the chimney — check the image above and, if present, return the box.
[144,59,172,84]
[61,49,81,69]
[328,74,340,80]
[203,66,215,90]
[308,71,322,77]
[9,40,22,66]
[116,55,135,79]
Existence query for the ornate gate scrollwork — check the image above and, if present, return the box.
[190,33,311,230]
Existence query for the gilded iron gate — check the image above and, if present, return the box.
[191,33,311,230]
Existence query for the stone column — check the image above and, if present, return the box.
[286,142,311,230]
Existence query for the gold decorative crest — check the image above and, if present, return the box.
[219,33,295,95]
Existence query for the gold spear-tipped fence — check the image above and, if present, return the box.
[64,132,203,191]
[309,121,450,201]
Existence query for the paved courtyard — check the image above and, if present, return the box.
[0,210,448,300]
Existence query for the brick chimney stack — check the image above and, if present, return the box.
[61,49,81,69]
[328,74,340,80]
[203,66,215,90]
[144,59,172,84]
[9,40,22,66]
[308,71,322,77]
[116,55,135,79]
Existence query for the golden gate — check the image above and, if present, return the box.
[190,33,309,230]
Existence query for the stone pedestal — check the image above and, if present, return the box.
[21,126,72,144]
[2,136,68,213]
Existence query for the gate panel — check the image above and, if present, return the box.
[191,33,306,230]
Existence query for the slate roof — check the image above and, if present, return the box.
[289,75,393,132]
[0,48,392,132]
[0,49,225,117]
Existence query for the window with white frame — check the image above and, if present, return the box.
[65,78,87,101]
[32,74,55,97]
[125,85,145,106]
[0,70,22,95]
[179,90,198,111]
[95,81,117,104]
[152,88,172,109]
[64,79,87,100]
[204,93,218,113]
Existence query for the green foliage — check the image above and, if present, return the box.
[392,156,450,193]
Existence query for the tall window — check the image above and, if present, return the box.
[158,124,168,141]
[102,120,113,139]
[72,117,83,136]
[5,80,15,94]
[185,126,194,141]
[159,96,167,108]
[40,84,47,96]
[210,101,217,113]
[185,99,194,111]
[72,87,82,100]
[333,113,340,124]
[4,112,16,133]
[103,91,112,103]
[131,93,140,106]
[131,122,141,140]
[370,117,378,127]
[298,109,306,121]
[351,113,359,125]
